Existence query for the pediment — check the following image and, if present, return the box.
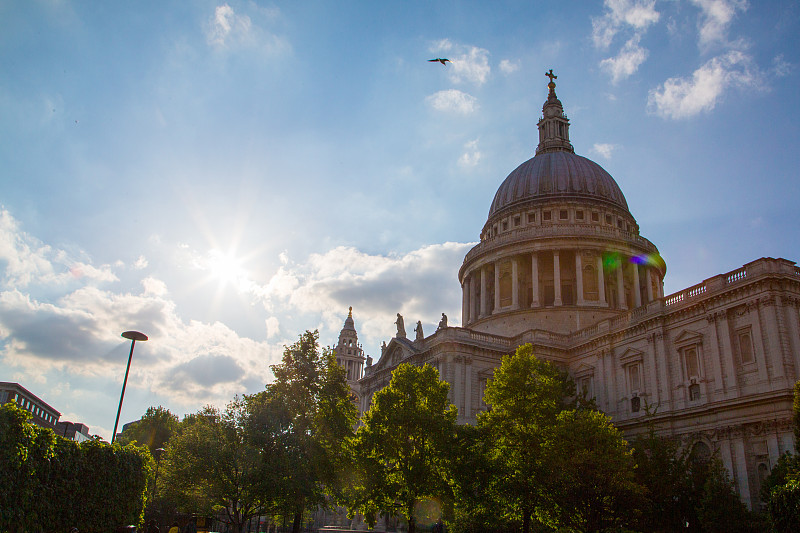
[373,337,418,370]
[573,363,595,378]
[673,329,704,347]
[618,347,644,365]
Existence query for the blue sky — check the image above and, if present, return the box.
[1,0,798,439]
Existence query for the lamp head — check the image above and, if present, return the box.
[121,331,148,341]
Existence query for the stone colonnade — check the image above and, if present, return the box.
[462,249,664,324]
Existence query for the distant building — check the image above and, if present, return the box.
[56,420,92,442]
[334,306,367,404]
[357,75,800,509]
[0,381,61,429]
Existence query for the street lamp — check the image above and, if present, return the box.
[150,447,165,513]
[111,330,148,445]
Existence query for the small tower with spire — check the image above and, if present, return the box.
[536,69,574,155]
[335,307,366,400]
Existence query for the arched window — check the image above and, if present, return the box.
[690,441,711,465]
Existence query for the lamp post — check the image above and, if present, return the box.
[149,447,165,515]
[111,330,148,445]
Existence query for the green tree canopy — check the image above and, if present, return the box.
[537,409,645,532]
[247,330,357,533]
[350,363,457,533]
[160,399,266,533]
[1,401,149,533]
[477,344,574,533]
[117,405,179,453]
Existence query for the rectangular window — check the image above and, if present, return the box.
[628,364,641,392]
[502,221,508,231]
[559,209,568,220]
[592,212,599,222]
[527,212,535,223]
[576,210,584,220]
[605,214,612,224]
[684,346,699,379]
[543,211,552,221]
[514,215,521,227]
[738,330,754,364]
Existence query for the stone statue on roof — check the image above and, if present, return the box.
[415,320,424,342]
[395,313,406,338]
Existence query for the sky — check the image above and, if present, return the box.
[1,0,798,440]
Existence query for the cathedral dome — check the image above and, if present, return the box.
[488,151,629,221]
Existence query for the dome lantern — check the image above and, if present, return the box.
[536,69,574,155]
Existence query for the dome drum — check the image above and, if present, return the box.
[459,77,666,337]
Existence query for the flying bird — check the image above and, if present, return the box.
[428,58,451,65]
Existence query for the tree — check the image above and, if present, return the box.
[350,363,457,533]
[247,330,357,533]
[0,401,149,533]
[537,409,645,532]
[478,344,574,533]
[631,421,695,531]
[764,379,800,531]
[160,399,267,533]
[117,405,179,453]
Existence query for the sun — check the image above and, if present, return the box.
[206,249,246,290]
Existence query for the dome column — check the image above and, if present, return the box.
[462,278,469,325]
[597,255,607,306]
[494,262,501,313]
[511,258,520,310]
[469,274,477,322]
[553,251,562,306]
[616,261,627,310]
[575,252,585,306]
[479,267,488,318]
[531,253,540,307]
[645,268,654,302]
[632,261,642,308]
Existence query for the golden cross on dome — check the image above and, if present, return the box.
[545,69,557,83]
[348,306,353,317]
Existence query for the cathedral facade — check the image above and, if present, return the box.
[351,76,800,509]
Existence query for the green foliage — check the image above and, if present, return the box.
[768,478,800,533]
[477,344,574,532]
[0,401,149,533]
[350,363,457,533]
[632,420,764,533]
[537,409,645,532]
[160,399,265,533]
[794,380,800,452]
[631,424,695,530]
[117,405,179,453]
[696,457,762,533]
[765,380,800,531]
[247,330,357,533]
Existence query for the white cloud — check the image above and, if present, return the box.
[133,255,148,269]
[208,4,251,47]
[600,35,649,83]
[429,40,491,85]
[265,316,280,338]
[690,0,748,49]
[772,54,792,77]
[425,90,478,115]
[647,50,757,119]
[254,243,473,341]
[206,3,290,54]
[458,139,482,168]
[592,0,660,49]
[499,59,520,75]
[0,207,117,288]
[592,143,617,159]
